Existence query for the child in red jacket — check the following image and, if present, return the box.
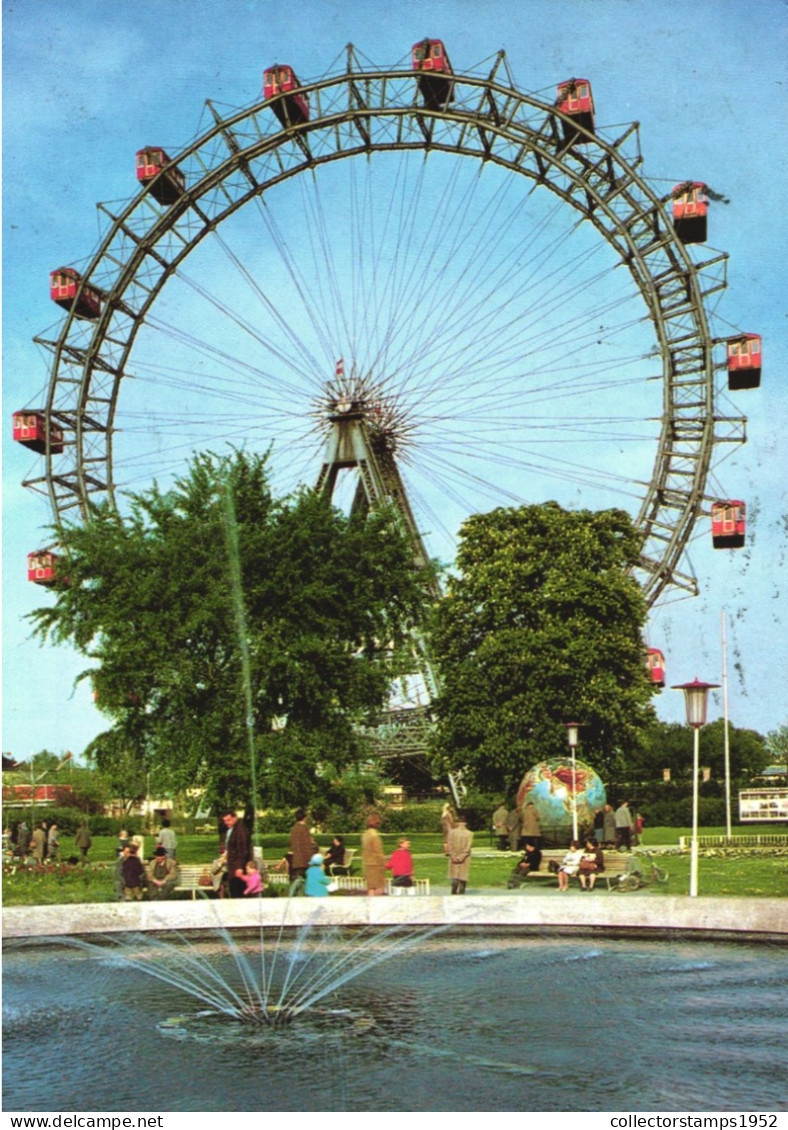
[386,838,416,895]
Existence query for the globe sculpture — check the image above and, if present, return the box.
[516,758,606,836]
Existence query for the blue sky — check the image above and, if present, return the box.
[3,0,787,763]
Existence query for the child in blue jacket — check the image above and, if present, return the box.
[304,853,332,896]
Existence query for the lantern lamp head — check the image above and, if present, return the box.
[671,678,720,729]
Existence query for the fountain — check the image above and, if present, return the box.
[27,907,450,1029]
[3,921,787,1111]
[7,469,785,1112]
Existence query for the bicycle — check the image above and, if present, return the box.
[616,851,670,891]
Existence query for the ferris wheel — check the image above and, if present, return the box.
[18,41,756,609]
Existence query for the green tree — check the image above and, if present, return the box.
[31,450,430,812]
[430,503,654,794]
[765,724,788,767]
[629,718,771,784]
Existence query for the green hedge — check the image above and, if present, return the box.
[3,808,143,838]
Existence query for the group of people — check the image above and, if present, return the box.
[492,801,542,852]
[506,836,605,890]
[592,801,642,851]
[209,809,377,899]
[360,814,422,896]
[494,798,642,856]
[116,820,181,901]
[555,839,605,891]
[6,819,62,863]
[494,795,644,892]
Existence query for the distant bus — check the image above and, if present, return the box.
[738,788,788,823]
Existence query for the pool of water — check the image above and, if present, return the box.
[3,933,786,1111]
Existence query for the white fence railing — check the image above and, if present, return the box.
[677,833,788,849]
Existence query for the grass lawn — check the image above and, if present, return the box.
[3,826,786,905]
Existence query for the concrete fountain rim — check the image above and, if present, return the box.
[3,894,787,944]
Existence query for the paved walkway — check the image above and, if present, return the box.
[3,893,786,941]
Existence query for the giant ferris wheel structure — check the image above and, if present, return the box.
[18,41,759,739]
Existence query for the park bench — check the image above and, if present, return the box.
[519,849,635,890]
[173,863,215,898]
[268,872,431,895]
[175,864,430,898]
[328,848,356,875]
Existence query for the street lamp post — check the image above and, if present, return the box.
[565,722,582,842]
[671,679,719,897]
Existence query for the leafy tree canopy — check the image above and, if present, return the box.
[765,724,788,766]
[430,503,655,794]
[626,717,770,783]
[30,450,431,812]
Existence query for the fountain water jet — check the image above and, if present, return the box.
[5,930,786,1111]
[24,900,451,1030]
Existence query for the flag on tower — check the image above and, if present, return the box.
[335,358,344,380]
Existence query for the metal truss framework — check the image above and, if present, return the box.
[29,46,745,606]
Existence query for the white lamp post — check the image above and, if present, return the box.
[672,678,719,897]
[565,722,582,842]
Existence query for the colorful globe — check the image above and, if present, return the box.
[516,758,606,832]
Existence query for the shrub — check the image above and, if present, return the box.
[383,804,444,833]
[84,815,131,836]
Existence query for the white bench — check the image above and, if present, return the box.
[174,864,431,898]
[267,872,430,895]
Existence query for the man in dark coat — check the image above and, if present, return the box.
[221,810,251,898]
[289,809,317,884]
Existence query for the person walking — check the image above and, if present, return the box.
[31,822,47,864]
[615,801,634,851]
[593,807,605,846]
[115,844,131,900]
[75,822,92,863]
[304,854,332,897]
[505,806,521,852]
[492,803,508,851]
[47,822,60,862]
[289,809,317,885]
[15,820,29,860]
[602,803,617,847]
[221,809,251,898]
[447,811,473,894]
[520,801,541,849]
[386,838,416,895]
[361,814,386,896]
[157,818,177,859]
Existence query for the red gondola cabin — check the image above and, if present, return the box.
[12,411,64,454]
[27,549,59,586]
[727,334,762,391]
[646,648,666,689]
[711,500,746,549]
[556,79,595,142]
[263,65,309,128]
[50,268,101,320]
[412,39,454,110]
[136,147,185,205]
[672,182,708,244]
